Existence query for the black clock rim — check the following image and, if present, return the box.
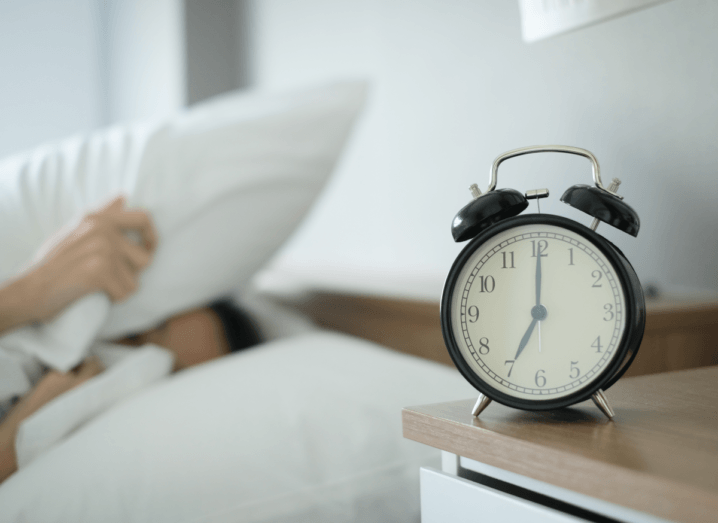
[440,213,645,412]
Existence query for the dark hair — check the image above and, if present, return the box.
[208,299,262,353]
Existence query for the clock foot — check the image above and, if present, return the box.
[591,389,615,420]
[471,393,492,417]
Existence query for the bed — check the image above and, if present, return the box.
[0,295,476,523]
[0,81,477,522]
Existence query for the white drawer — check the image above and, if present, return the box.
[458,456,672,523]
[420,467,584,523]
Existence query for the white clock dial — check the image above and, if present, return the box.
[449,223,627,401]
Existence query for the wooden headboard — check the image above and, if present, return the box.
[282,292,718,378]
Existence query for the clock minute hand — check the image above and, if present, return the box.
[514,318,538,360]
[535,245,542,306]
[535,247,543,353]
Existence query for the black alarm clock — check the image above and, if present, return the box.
[441,146,645,419]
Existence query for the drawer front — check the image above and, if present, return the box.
[458,456,671,523]
[421,468,584,523]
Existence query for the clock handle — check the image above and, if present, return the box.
[486,145,623,201]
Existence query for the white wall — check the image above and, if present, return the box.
[0,0,185,160]
[0,0,102,157]
[251,0,718,299]
[104,0,185,124]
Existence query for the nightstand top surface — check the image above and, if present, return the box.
[403,366,718,523]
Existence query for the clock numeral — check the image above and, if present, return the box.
[478,275,495,293]
[592,336,603,353]
[478,337,490,355]
[504,360,515,377]
[603,303,614,321]
[568,248,575,266]
[592,270,603,287]
[534,369,546,387]
[467,305,479,323]
[501,251,515,269]
[531,240,548,258]
[570,361,580,379]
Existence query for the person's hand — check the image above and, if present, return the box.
[27,195,157,322]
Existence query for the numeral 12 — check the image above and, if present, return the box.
[531,240,548,257]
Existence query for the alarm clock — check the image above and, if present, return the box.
[441,146,645,419]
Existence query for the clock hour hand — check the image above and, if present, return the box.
[514,317,538,360]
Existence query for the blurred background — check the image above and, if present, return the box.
[1,0,716,301]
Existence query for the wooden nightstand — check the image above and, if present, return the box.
[403,366,718,523]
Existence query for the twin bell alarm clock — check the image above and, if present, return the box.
[441,146,645,419]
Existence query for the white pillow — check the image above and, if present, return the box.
[11,291,316,469]
[103,81,367,338]
[0,81,367,370]
[14,343,174,468]
[0,332,475,523]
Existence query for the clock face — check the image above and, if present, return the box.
[446,220,627,403]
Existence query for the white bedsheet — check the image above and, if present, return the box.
[0,330,476,523]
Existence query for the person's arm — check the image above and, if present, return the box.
[0,358,102,482]
[0,274,43,334]
[0,195,157,482]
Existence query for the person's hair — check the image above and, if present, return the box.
[208,299,262,353]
